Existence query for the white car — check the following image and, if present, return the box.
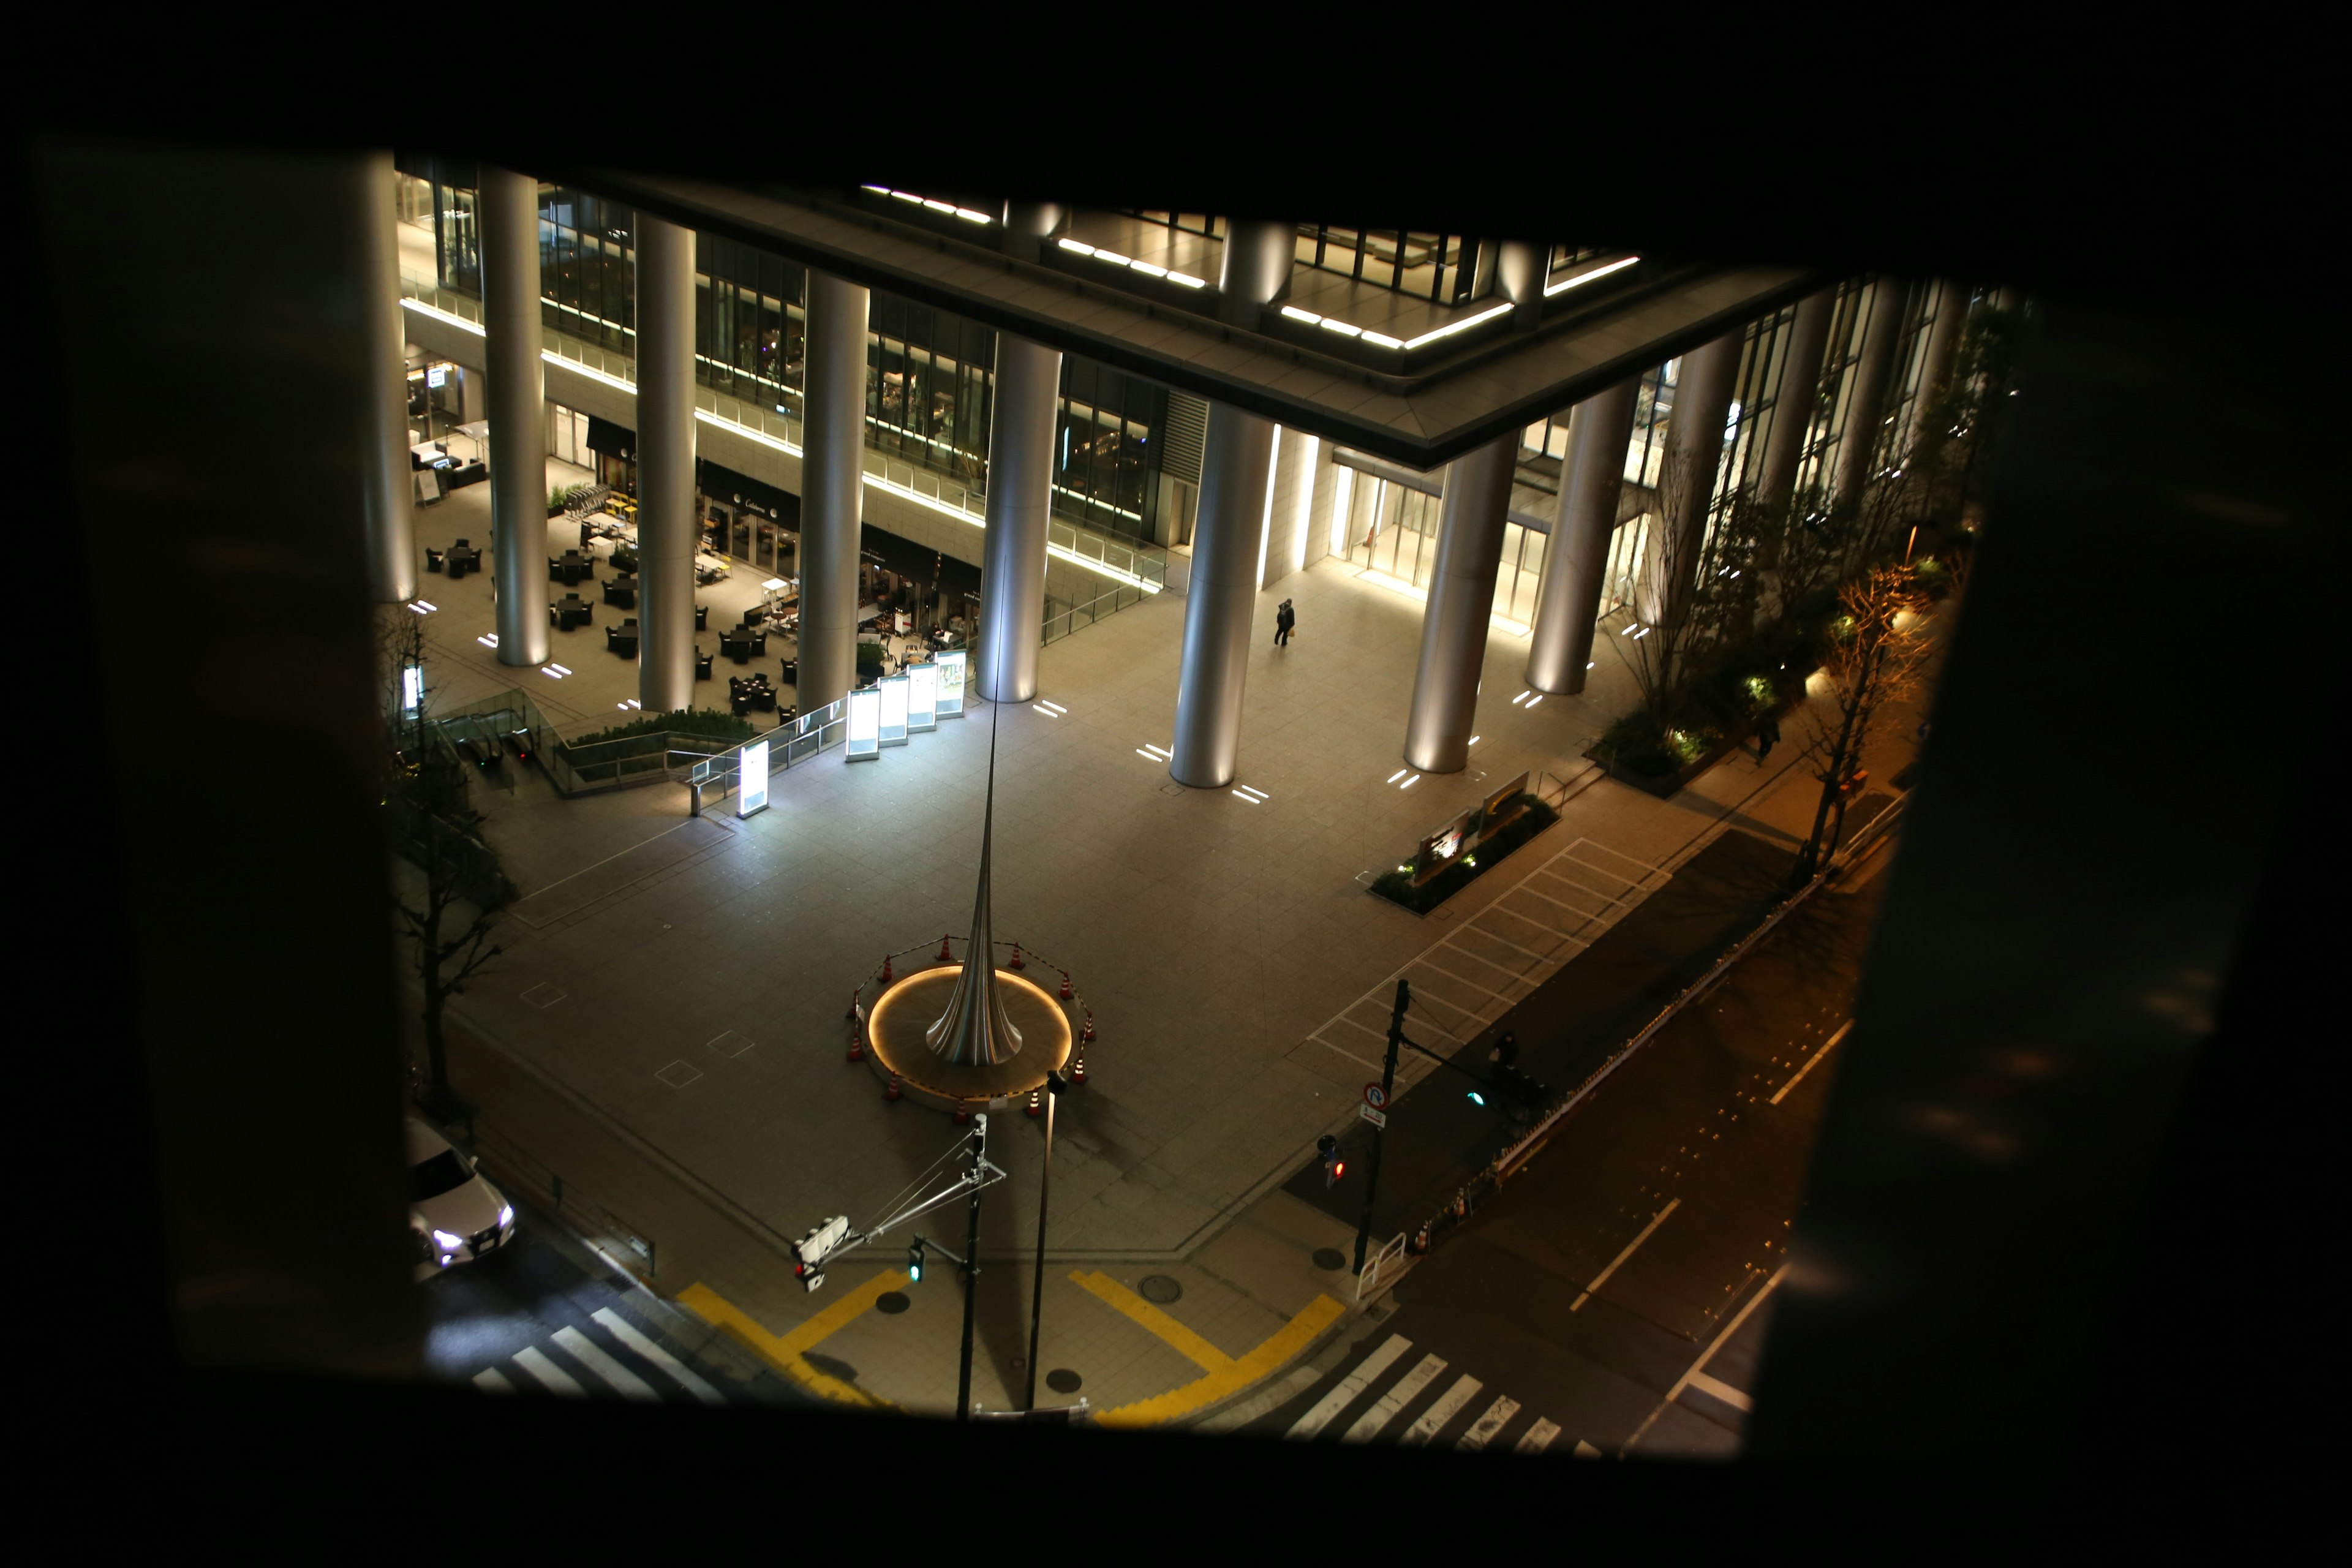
[408,1117,516,1282]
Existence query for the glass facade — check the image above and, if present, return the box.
[1296,226,1483,303]
[867,292,991,484]
[698,231,803,411]
[540,188,635,353]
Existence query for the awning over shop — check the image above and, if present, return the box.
[586,416,635,459]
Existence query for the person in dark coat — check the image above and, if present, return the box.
[1274,599,1296,647]
[1756,712,1781,763]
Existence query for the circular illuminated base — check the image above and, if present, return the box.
[865,963,1074,1112]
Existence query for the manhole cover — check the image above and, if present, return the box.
[875,1291,910,1315]
[1311,1248,1348,1271]
[1046,1368,1083,1394]
[1139,1275,1183,1304]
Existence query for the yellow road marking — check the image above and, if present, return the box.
[1068,1271,1346,1428]
[676,1274,902,1409]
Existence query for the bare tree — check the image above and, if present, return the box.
[1792,564,1933,883]
[393,802,508,1116]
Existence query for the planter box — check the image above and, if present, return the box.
[1587,694,1800,799]
[1371,794,1559,916]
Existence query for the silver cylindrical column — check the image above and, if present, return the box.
[1403,432,1517,774]
[975,333,1062,703]
[797,270,870,713]
[1216,219,1294,328]
[1525,379,1639,695]
[1909,279,1969,443]
[1168,404,1276,787]
[1831,276,1909,508]
[635,213,696,714]
[1494,239,1545,330]
[1754,287,1838,522]
[1001,201,1066,263]
[1639,326,1743,627]
[480,167,548,668]
[354,151,415,605]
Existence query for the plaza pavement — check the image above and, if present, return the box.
[403,462,1947,1423]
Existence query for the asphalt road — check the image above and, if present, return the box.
[1242,836,1888,1458]
[420,1196,802,1407]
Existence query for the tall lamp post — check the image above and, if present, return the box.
[956,1113,988,1422]
[1023,1071,1066,1411]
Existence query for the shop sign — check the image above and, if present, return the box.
[879,674,910,746]
[907,663,938,732]
[738,740,770,818]
[935,650,967,718]
[846,688,881,761]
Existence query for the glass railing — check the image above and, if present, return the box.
[429,687,845,800]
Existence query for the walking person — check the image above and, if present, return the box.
[1756,712,1781,764]
[1274,598,1296,647]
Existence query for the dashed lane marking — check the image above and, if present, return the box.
[1341,1351,1448,1443]
[1286,1334,1413,1441]
[1570,1197,1681,1311]
[511,1346,585,1397]
[554,1324,659,1401]
[593,1307,727,1406]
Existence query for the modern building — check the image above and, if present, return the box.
[377,153,1999,780]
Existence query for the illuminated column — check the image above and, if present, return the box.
[1831,276,1910,508]
[1000,201,1066,263]
[635,213,696,714]
[797,270,870,713]
[1216,218,1294,328]
[1907,279,1970,447]
[1755,286,1839,526]
[1525,378,1640,695]
[353,150,415,605]
[1402,432,1517,774]
[1168,404,1275,788]
[480,166,548,668]
[974,332,1061,703]
[1494,240,1545,330]
[1638,325,1743,627]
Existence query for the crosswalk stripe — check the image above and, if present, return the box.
[1400,1374,1484,1447]
[554,1325,659,1401]
[1455,1395,1520,1451]
[1515,1417,1562,1454]
[472,1367,514,1394]
[1573,1439,1604,1458]
[511,1345,586,1396]
[1286,1335,1412,1441]
[594,1308,727,1406]
[1341,1352,1449,1443]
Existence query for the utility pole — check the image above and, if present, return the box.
[1023,1071,1065,1411]
[957,1113,988,1423]
[1354,979,1409,1275]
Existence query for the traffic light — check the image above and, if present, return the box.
[791,1215,851,1293]
[907,1237,926,1284]
[1318,1134,1345,1188]
[1466,1088,1490,1107]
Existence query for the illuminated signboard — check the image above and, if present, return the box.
[934,650,967,718]
[401,665,424,716]
[878,675,909,745]
[845,687,881,761]
[907,663,938,732]
[427,364,447,388]
[737,739,770,818]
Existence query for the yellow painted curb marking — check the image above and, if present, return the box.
[677,1274,902,1409]
[1069,1270,1347,1428]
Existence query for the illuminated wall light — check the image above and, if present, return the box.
[1142,742,1171,760]
[890,190,924,204]
[1058,239,1096,255]
[1093,249,1133,267]
[860,184,890,194]
[477,635,497,649]
[1280,306,1322,324]
[1167,273,1207,288]
[1328,462,1356,558]
[1544,254,1641,297]
[922,199,956,214]
[1401,301,1516,352]
[1130,262,1169,277]
[1255,425,1282,590]
[1362,332,1405,349]
[1291,434,1318,578]
[1319,319,1365,338]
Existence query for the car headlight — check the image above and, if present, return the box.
[432,1229,464,1251]
[498,1205,513,1229]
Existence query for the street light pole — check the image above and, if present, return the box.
[956,1113,987,1422]
[1353,979,1409,1275]
[1023,1071,1065,1411]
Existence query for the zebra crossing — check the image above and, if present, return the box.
[469,1306,732,1405]
[1273,1333,1592,1456]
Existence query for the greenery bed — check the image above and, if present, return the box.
[557,708,756,781]
[1371,794,1561,914]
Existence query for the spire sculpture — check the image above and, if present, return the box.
[925,699,1022,1066]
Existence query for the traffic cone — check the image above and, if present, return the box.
[884,1072,902,1102]
[1069,1049,1087,1087]
[1010,942,1025,970]
[953,1099,971,1125]
[881,954,894,984]
[1025,1088,1042,1118]
[1409,1224,1430,1256]
[1080,1011,1096,1045]
[1058,973,1072,1000]
[846,989,861,1020]
[1450,1188,1468,1219]
[848,1016,864,1063]
[937,933,953,962]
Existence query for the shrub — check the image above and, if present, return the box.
[612,546,640,575]
[1371,795,1561,914]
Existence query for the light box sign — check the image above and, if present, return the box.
[935,650,967,718]
[878,675,910,745]
[737,740,770,818]
[846,688,881,761]
[908,663,938,731]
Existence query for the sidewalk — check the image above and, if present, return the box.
[421,554,1953,1427]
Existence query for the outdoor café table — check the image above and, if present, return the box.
[604,575,638,607]
[719,630,751,663]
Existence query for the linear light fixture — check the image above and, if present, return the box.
[1401,774,1420,790]
[1400,301,1517,352]
[1468,736,1481,746]
[1235,784,1270,801]
[1061,237,1206,288]
[865,185,993,223]
[1526,695,1543,707]
[1544,254,1641,297]
[1231,790,1261,804]
[1136,749,1159,760]
[1032,704,1060,717]
[1038,699,1068,715]
[1142,742,1172,760]
[1512,691,1530,706]
[477,633,499,649]
[1386,769,1408,785]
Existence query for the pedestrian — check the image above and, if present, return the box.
[1274,598,1296,647]
[1489,1031,1519,1068]
[1756,712,1781,764]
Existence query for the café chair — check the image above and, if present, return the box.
[695,651,713,680]
[425,547,445,573]
[694,605,709,631]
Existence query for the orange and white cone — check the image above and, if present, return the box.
[1070,1049,1087,1087]
[884,1072,902,1102]
[1025,1088,1042,1118]
[1058,973,1072,1000]
[953,1099,971,1126]
[848,1016,864,1063]
[937,933,953,962]
[1010,943,1025,970]
[881,954,894,984]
